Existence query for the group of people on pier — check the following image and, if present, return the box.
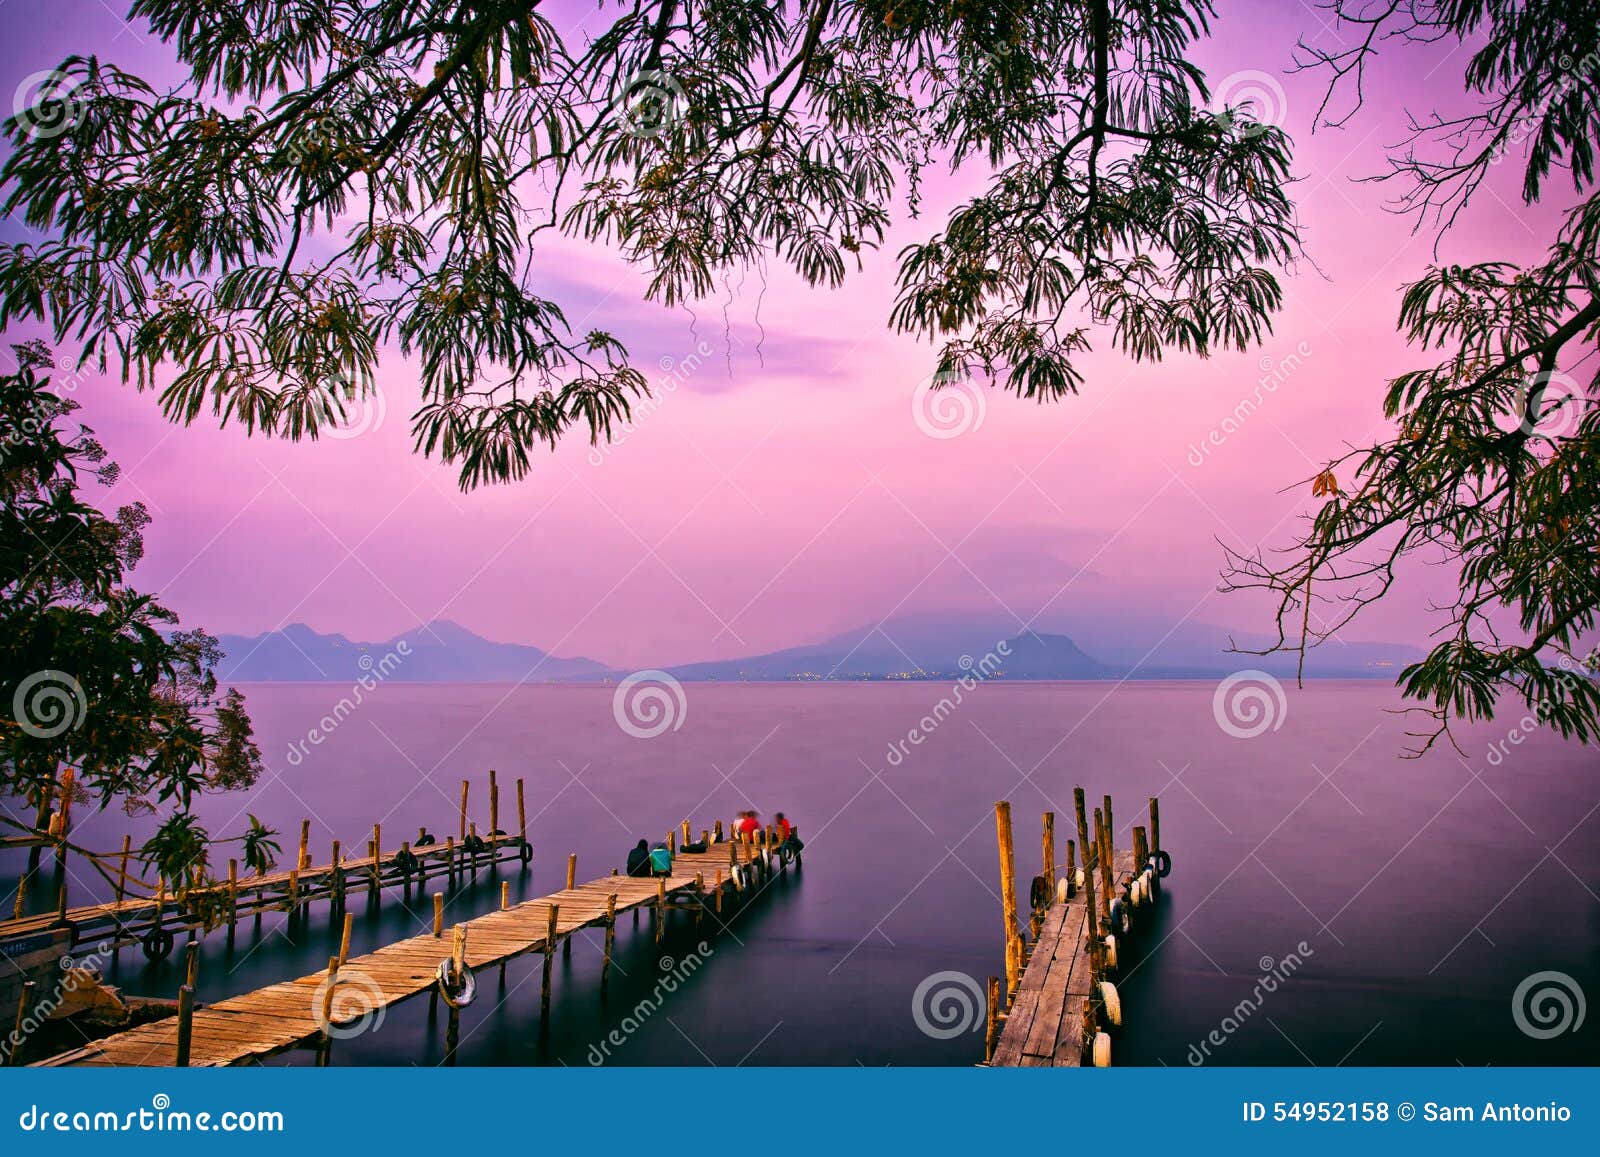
[624,810,800,878]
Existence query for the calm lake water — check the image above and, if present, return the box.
[6,680,1597,1066]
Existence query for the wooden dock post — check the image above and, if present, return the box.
[338,912,353,966]
[298,819,310,871]
[994,801,1020,1001]
[1073,788,1091,884]
[317,954,339,1066]
[1042,811,1056,895]
[984,976,1001,1062]
[489,769,499,837]
[516,777,528,850]
[459,779,470,842]
[115,834,131,907]
[175,984,194,1068]
[329,841,342,909]
[1065,840,1076,898]
[714,869,723,913]
[1103,794,1114,849]
[501,882,510,911]
[433,893,444,938]
[1093,807,1112,926]
[371,824,382,890]
[7,981,34,1066]
[445,835,456,886]
[540,904,559,1023]
[184,938,199,990]
[1132,825,1149,874]
[655,878,667,941]
[563,854,577,957]
[1149,796,1161,856]
[714,819,723,842]
[601,894,617,995]
[226,858,238,935]
[681,819,691,846]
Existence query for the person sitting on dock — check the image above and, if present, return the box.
[734,810,761,838]
[774,813,792,841]
[648,841,673,877]
[626,839,651,877]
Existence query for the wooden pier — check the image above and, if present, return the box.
[34,822,798,1067]
[986,791,1170,1067]
[3,771,533,966]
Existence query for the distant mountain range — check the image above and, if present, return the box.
[215,614,1424,683]
[216,621,605,683]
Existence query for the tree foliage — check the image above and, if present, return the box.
[0,0,1296,488]
[0,339,269,892]
[1223,0,1600,752]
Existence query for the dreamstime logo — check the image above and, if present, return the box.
[1188,341,1313,466]
[1512,970,1586,1040]
[1212,670,1287,739]
[911,970,985,1040]
[612,670,688,739]
[1208,70,1288,139]
[1516,370,1582,441]
[322,374,385,440]
[311,968,387,1039]
[285,642,410,766]
[13,670,87,739]
[885,641,1011,766]
[911,371,986,439]
[13,69,85,139]
[1187,941,1313,1064]
[588,342,714,466]
[587,943,713,1064]
[615,69,686,140]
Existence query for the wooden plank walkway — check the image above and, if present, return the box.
[2,834,524,956]
[991,848,1134,1067]
[37,839,767,1067]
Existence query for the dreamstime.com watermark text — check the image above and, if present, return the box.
[16,1095,284,1133]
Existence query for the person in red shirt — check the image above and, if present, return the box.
[774,813,793,841]
[734,810,761,837]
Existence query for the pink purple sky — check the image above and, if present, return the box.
[0,2,1567,667]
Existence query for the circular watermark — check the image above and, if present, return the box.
[911,970,985,1039]
[1511,970,1586,1040]
[1208,70,1288,140]
[615,69,686,140]
[311,968,388,1039]
[1516,371,1582,441]
[13,69,85,140]
[612,670,688,739]
[13,670,87,739]
[1212,669,1287,739]
[323,375,385,440]
[911,372,986,439]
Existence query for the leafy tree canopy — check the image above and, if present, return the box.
[0,0,1296,489]
[1,339,268,892]
[1224,0,1600,752]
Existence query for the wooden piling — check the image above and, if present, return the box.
[1132,825,1149,876]
[517,777,527,844]
[445,835,456,885]
[994,801,1020,1001]
[433,893,444,938]
[601,894,617,994]
[8,981,34,1066]
[298,819,310,871]
[115,834,131,907]
[655,878,666,942]
[540,904,559,1022]
[318,954,339,1065]
[329,841,342,907]
[1103,794,1114,849]
[1093,807,1112,926]
[1073,788,1091,882]
[565,853,577,891]
[1149,796,1161,855]
[338,912,353,966]
[184,939,199,989]
[1065,840,1076,898]
[714,819,723,842]
[1041,811,1056,892]
[985,976,1001,1062]
[681,819,691,846]
[489,769,499,835]
[175,984,194,1068]
[459,780,470,842]
[226,859,238,933]
[371,824,382,889]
